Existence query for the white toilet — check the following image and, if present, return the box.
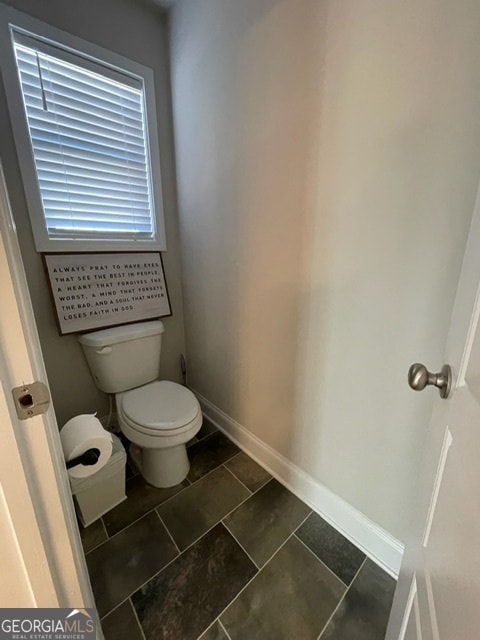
[78,320,202,488]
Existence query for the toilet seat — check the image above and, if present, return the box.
[117,380,201,436]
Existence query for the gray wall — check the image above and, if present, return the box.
[0,0,186,426]
[170,0,480,541]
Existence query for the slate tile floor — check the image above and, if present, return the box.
[80,420,396,640]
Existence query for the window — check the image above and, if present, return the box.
[0,6,165,252]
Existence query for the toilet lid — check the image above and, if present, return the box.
[120,380,200,431]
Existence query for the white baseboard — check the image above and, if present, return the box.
[195,391,404,578]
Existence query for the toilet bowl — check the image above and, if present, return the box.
[78,320,202,488]
[116,380,202,487]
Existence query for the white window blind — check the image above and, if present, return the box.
[12,32,157,244]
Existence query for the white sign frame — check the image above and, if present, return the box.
[44,252,171,334]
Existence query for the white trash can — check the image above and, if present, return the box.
[70,433,127,527]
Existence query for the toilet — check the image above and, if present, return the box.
[78,320,202,488]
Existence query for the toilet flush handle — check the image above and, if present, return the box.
[95,346,112,355]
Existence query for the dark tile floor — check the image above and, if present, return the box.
[80,420,396,640]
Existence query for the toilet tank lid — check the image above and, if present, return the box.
[77,320,165,347]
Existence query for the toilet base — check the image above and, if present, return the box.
[131,443,190,488]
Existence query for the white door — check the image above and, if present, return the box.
[386,183,480,639]
[0,162,94,609]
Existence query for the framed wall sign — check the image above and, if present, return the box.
[44,252,171,334]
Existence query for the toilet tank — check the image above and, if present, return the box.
[78,320,165,393]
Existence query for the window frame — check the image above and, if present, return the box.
[0,4,166,252]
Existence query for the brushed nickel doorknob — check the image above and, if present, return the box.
[408,363,452,399]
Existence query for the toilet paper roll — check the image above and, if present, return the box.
[60,414,113,479]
